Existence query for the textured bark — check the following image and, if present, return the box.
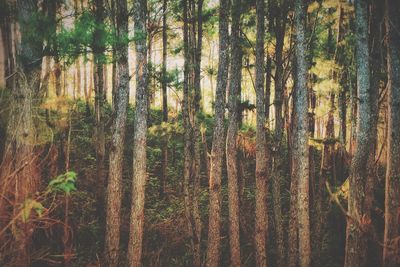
[270,2,287,265]
[127,0,148,265]
[104,0,129,265]
[182,3,194,265]
[336,4,347,147]
[192,2,203,265]
[225,0,242,264]
[255,0,268,265]
[0,3,15,90]
[293,0,311,266]
[383,0,400,266]
[160,0,168,198]
[205,0,229,265]
[0,0,43,265]
[92,0,106,221]
[344,0,374,266]
[265,55,271,123]
[273,4,286,140]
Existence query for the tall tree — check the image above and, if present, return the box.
[0,0,44,265]
[226,0,242,264]
[205,0,230,265]
[383,0,400,266]
[254,0,268,265]
[192,1,203,265]
[293,0,311,266]
[128,0,148,265]
[344,0,375,266]
[92,0,106,219]
[270,1,288,265]
[160,0,168,197]
[104,0,129,265]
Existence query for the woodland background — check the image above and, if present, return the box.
[0,0,399,266]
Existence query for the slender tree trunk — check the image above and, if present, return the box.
[255,0,268,265]
[344,0,374,266]
[0,4,15,90]
[92,0,106,227]
[74,0,81,98]
[271,3,287,265]
[273,3,287,139]
[205,0,229,265]
[104,0,129,265]
[383,0,400,266]
[293,0,311,266]
[226,0,242,264]
[160,0,168,198]
[182,4,193,261]
[192,1,203,265]
[265,55,271,123]
[128,0,148,265]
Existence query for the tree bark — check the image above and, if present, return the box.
[225,0,242,264]
[192,1,203,265]
[160,0,168,198]
[92,0,106,223]
[104,0,129,265]
[205,0,229,265]
[0,0,44,265]
[255,0,269,265]
[293,0,311,266]
[344,0,375,266]
[271,2,288,265]
[127,0,148,265]
[383,0,400,266]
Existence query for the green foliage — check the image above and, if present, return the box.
[47,171,78,194]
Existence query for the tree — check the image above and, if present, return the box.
[104,0,129,265]
[270,2,289,265]
[0,0,44,265]
[344,0,376,266]
[160,0,168,197]
[92,0,106,220]
[225,0,242,264]
[205,0,229,265]
[383,0,400,266]
[128,0,148,265]
[254,0,269,265]
[293,0,311,266]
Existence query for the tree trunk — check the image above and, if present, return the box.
[182,3,194,264]
[192,1,203,265]
[74,0,81,98]
[92,0,106,230]
[205,0,229,265]
[265,55,272,123]
[271,3,287,265]
[383,0,400,266]
[0,0,44,265]
[255,0,269,265]
[160,0,168,198]
[225,0,242,264]
[104,0,129,265]
[127,0,148,265]
[293,0,311,266]
[344,0,374,266]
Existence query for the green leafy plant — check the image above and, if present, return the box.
[47,171,78,195]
